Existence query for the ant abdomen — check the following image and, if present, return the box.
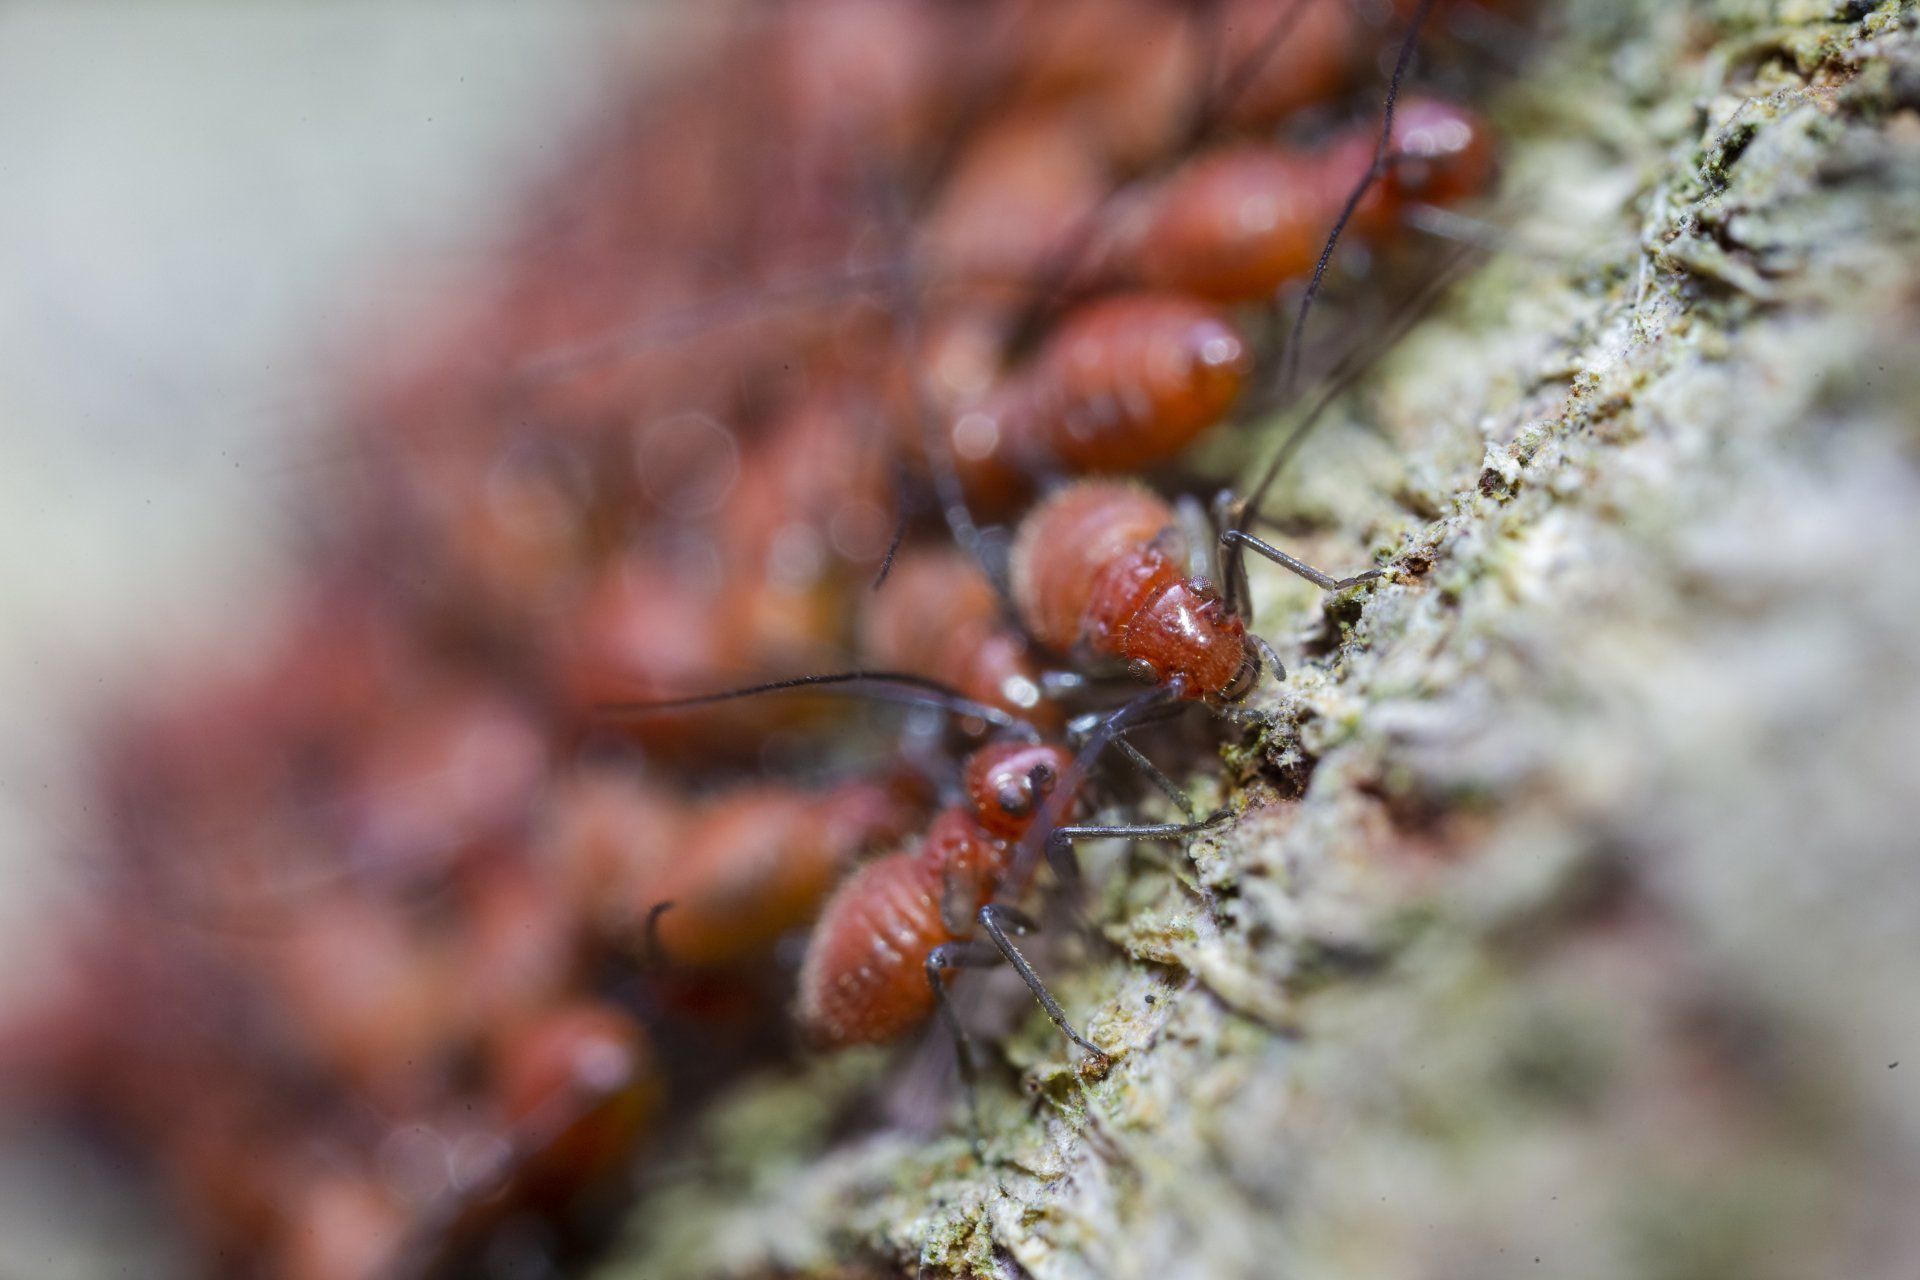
[859,547,1054,726]
[1011,480,1248,699]
[796,740,1073,1049]
[646,781,922,970]
[795,848,953,1048]
[1019,293,1249,472]
[1117,96,1496,303]
[947,293,1248,503]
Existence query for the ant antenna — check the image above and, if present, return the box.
[870,484,914,592]
[1275,0,1441,402]
[1220,244,1478,618]
[1242,243,1478,519]
[640,900,676,972]
[598,670,1039,741]
[861,148,1010,597]
[1180,0,1317,149]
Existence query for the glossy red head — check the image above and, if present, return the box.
[964,740,1074,840]
[1117,578,1252,701]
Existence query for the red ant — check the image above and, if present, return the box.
[605,668,1232,1153]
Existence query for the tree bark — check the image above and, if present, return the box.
[602,3,1920,1276]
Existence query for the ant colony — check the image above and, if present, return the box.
[11,2,1523,1277]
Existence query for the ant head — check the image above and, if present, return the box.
[1119,578,1247,701]
[1216,633,1266,704]
[966,741,1073,839]
[1385,97,1496,210]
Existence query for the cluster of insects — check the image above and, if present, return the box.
[0,1,1522,1276]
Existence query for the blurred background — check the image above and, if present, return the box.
[0,3,639,1271]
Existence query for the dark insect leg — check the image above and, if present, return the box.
[1044,811,1233,857]
[1066,705,1196,818]
[1044,810,1234,886]
[976,904,1107,1061]
[1065,699,1186,748]
[1220,529,1382,593]
[1009,680,1186,893]
[1213,489,1255,619]
[925,939,1005,1155]
[1111,735,1196,820]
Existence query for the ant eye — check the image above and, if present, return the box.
[996,783,1032,816]
[1126,658,1159,684]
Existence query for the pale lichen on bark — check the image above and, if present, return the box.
[602,2,1920,1276]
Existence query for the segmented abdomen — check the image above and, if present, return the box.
[1010,482,1183,656]
[950,294,1247,498]
[796,852,950,1048]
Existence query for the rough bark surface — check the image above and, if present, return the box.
[602,2,1920,1276]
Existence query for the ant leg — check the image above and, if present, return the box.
[1044,810,1234,883]
[1065,700,1186,748]
[1045,811,1232,853]
[1220,529,1383,593]
[1213,491,1254,618]
[1111,736,1196,820]
[975,904,1108,1062]
[1067,708,1196,817]
[926,940,1004,1156]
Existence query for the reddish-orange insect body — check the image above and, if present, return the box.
[645,780,921,969]
[796,740,1073,1048]
[949,293,1248,502]
[860,547,1055,726]
[1120,96,1496,303]
[275,1170,410,1280]
[1012,480,1250,699]
[487,1000,659,1200]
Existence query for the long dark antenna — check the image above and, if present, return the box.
[1274,0,1441,403]
[1180,0,1316,150]
[597,669,1038,740]
[869,158,1009,597]
[1003,0,1325,348]
[1241,243,1478,519]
